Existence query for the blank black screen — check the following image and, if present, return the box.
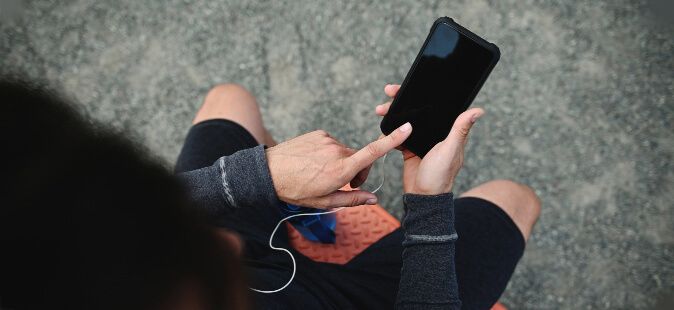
[381,21,496,157]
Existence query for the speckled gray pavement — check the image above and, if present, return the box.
[2,0,673,308]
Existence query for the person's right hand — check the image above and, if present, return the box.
[265,122,413,209]
[376,84,484,195]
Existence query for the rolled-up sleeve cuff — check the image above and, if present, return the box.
[219,145,283,208]
[177,145,283,218]
[402,193,456,244]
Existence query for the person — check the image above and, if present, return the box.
[1,79,540,310]
[176,83,541,309]
[1,80,247,310]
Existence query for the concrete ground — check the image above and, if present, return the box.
[2,0,673,308]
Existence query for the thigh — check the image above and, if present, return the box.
[175,119,259,173]
[332,230,406,309]
[340,197,524,309]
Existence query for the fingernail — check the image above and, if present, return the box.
[399,122,412,132]
[366,198,377,205]
[471,113,483,123]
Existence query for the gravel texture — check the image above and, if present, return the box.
[2,0,673,308]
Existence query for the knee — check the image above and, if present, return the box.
[204,83,256,107]
[492,179,541,221]
[461,179,541,240]
[194,83,260,124]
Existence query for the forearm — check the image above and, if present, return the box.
[176,145,283,220]
[396,192,461,310]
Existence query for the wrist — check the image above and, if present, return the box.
[403,191,454,199]
[221,145,284,208]
[402,192,456,236]
[264,147,286,201]
[405,182,454,196]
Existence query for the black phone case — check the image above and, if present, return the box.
[380,17,500,157]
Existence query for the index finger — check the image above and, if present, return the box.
[347,122,412,173]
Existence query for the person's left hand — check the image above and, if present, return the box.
[266,122,413,209]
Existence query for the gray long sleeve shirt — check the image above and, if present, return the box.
[178,145,461,309]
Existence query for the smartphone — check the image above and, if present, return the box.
[380,17,500,157]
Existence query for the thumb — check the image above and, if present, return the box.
[316,190,378,209]
[446,108,484,145]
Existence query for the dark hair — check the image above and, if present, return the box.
[0,79,246,310]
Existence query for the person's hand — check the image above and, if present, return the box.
[376,84,484,195]
[266,123,413,209]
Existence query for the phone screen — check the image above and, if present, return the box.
[381,20,498,157]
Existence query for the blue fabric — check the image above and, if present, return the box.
[280,204,336,243]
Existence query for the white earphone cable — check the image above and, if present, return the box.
[250,153,388,293]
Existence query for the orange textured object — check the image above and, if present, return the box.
[287,202,400,265]
[287,188,508,307]
[491,302,508,310]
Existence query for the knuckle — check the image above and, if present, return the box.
[365,143,380,157]
[340,148,354,157]
[332,143,342,150]
[349,195,360,207]
[327,143,342,153]
[324,138,339,146]
[314,129,328,137]
[458,126,470,137]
